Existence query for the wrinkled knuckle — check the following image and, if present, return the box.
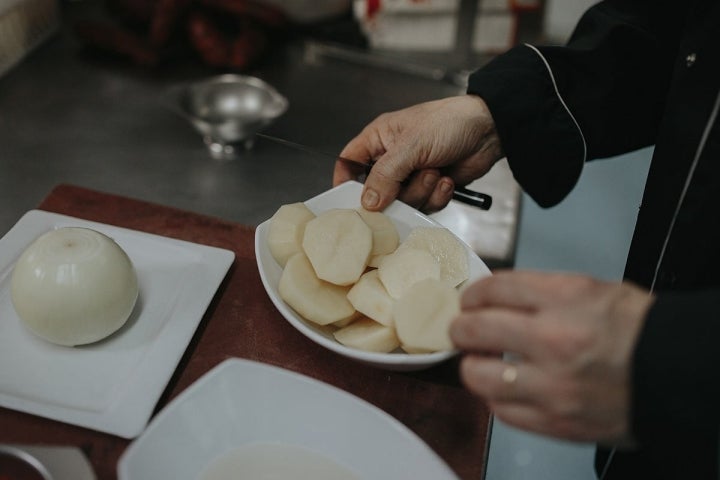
[375,112,392,123]
[538,323,594,361]
[548,392,584,421]
[533,324,567,352]
[561,329,595,359]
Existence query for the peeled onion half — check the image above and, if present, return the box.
[10,227,139,346]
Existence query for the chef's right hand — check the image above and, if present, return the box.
[334,95,504,213]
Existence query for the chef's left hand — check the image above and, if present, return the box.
[449,270,655,445]
[334,95,502,213]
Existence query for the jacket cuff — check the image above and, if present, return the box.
[467,44,586,207]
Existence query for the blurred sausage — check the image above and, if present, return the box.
[105,0,156,27]
[197,0,286,28]
[150,0,194,47]
[75,20,159,65]
[187,12,230,67]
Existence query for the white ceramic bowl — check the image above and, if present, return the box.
[255,181,491,371]
[118,358,460,480]
[10,227,138,346]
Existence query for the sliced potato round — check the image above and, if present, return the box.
[378,247,440,300]
[346,269,395,327]
[356,208,399,256]
[279,252,355,326]
[302,209,372,286]
[399,227,469,287]
[333,316,400,353]
[367,254,388,269]
[332,313,360,328]
[267,202,316,267]
[393,278,460,352]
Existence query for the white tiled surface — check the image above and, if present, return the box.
[485,147,653,479]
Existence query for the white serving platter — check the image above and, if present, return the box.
[255,181,491,371]
[118,358,460,480]
[0,210,234,438]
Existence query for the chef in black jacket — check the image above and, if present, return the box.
[334,1,720,478]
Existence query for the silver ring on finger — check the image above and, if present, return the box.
[501,364,518,385]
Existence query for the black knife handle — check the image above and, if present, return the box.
[452,186,492,210]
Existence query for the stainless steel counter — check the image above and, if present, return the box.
[0,5,444,228]
[0,1,522,268]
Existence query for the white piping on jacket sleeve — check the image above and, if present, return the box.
[524,43,588,168]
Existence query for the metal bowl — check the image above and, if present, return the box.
[170,75,288,160]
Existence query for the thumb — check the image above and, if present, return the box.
[339,126,419,211]
[360,149,418,211]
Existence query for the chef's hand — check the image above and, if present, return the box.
[449,271,655,445]
[334,95,503,213]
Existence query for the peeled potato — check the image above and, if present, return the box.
[333,317,400,353]
[278,253,355,326]
[268,201,473,356]
[302,209,372,286]
[367,254,387,269]
[333,314,360,328]
[399,227,469,287]
[346,269,394,327]
[393,278,460,352]
[356,208,399,256]
[378,247,440,300]
[267,203,316,267]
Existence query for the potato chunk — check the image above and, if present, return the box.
[393,278,460,352]
[346,270,395,327]
[356,208,399,256]
[399,227,469,287]
[378,247,440,300]
[367,254,387,269]
[302,209,372,286]
[278,253,355,326]
[267,203,316,267]
[333,317,400,353]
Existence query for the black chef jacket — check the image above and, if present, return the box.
[467,1,720,478]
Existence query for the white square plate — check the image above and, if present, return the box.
[255,181,491,371]
[118,358,460,479]
[0,210,234,438]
